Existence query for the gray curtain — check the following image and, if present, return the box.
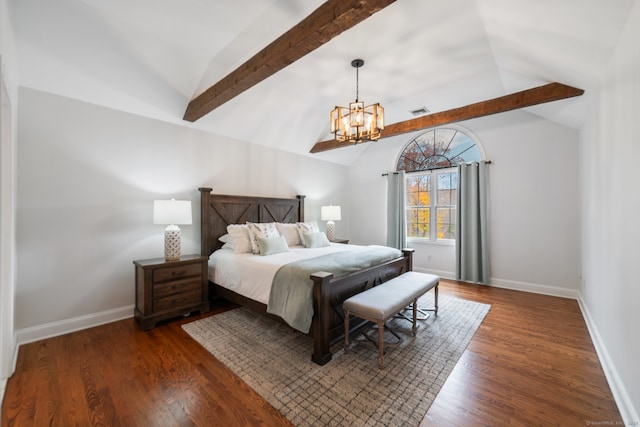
[386,171,406,250]
[456,162,490,284]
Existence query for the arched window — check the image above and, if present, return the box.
[397,128,483,241]
[396,128,482,172]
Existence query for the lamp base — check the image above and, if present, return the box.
[326,220,336,242]
[164,225,181,261]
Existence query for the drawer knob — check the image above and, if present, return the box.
[172,298,186,305]
[171,270,187,277]
[171,283,187,290]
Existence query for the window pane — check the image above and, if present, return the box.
[418,175,430,192]
[406,207,429,238]
[447,132,481,164]
[397,142,423,171]
[437,172,457,205]
[434,128,456,156]
[436,207,456,240]
[406,175,430,207]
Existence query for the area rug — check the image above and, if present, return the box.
[182,293,490,427]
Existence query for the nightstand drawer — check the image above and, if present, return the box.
[153,289,202,312]
[153,263,202,283]
[153,277,202,298]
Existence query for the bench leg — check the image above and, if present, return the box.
[344,309,350,353]
[434,281,439,314]
[377,320,385,369]
[412,298,418,336]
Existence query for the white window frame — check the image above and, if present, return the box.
[405,168,457,245]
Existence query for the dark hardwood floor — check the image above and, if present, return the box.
[2,280,622,426]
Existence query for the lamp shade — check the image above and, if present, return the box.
[321,205,341,221]
[153,200,192,225]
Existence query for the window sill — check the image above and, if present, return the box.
[407,238,455,247]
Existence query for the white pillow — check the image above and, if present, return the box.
[276,222,302,246]
[296,221,319,244]
[218,234,234,250]
[303,231,331,248]
[257,235,289,256]
[226,224,252,254]
[247,222,280,254]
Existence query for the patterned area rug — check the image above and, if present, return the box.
[182,294,490,427]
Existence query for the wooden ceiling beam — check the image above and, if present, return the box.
[183,0,397,122]
[310,82,585,153]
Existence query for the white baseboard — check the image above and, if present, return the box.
[2,338,20,420]
[578,296,639,425]
[412,267,455,280]
[15,305,134,346]
[488,277,581,300]
[412,268,581,300]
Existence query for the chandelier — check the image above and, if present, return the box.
[330,59,384,144]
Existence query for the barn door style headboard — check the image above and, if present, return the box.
[198,188,305,256]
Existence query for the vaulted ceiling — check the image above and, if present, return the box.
[9,0,635,165]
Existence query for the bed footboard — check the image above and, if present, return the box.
[310,248,414,365]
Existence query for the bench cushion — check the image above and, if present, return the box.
[343,272,439,320]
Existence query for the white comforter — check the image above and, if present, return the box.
[208,243,361,304]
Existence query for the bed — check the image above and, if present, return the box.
[199,187,414,365]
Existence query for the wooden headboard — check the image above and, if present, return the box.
[199,188,306,256]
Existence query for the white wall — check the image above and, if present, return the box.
[348,112,581,297]
[15,88,349,337]
[0,0,19,409]
[580,0,640,422]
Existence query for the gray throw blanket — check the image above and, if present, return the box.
[267,245,403,333]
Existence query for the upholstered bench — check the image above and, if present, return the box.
[343,272,439,368]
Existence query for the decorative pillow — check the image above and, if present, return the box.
[218,234,231,243]
[226,224,252,254]
[247,222,280,254]
[303,231,331,248]
[221,242,233,250]
[257,235,289,256]
[296,221,319,244]
[276,222,302,246]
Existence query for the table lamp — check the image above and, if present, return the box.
[321,205,341,242]
[153,199,192,260]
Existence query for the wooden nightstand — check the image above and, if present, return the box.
[134,254,210,330]
[332,238,349,244]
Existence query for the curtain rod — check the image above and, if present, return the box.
[382,160,492,176]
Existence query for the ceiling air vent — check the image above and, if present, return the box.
[410,106,430,116]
